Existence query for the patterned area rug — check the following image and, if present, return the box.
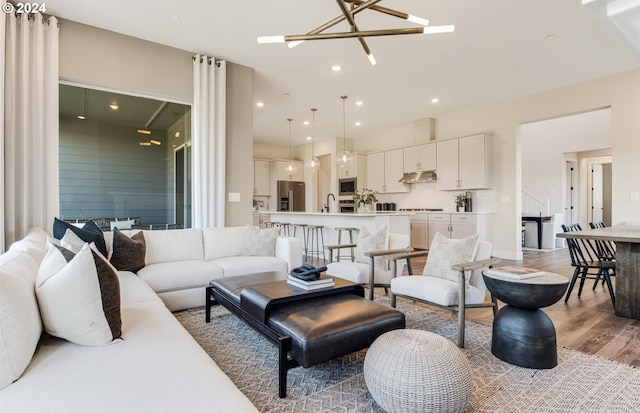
[175,295,640,412]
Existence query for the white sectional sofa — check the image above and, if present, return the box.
[0,225,303,412]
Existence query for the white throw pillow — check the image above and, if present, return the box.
[203,226,248,261]
[0,252,42,390]
[424,232,478,286]
[36,243,122,346]
[60,228,86,253]
[355,226,389,270]
[242,226,277,257]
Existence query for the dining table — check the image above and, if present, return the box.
[557,225,640,319]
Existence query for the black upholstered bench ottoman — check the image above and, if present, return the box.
[206,271,405,397]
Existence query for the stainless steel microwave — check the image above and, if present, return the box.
[339,178,357,196]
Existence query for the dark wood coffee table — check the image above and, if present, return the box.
[205,271,405,397]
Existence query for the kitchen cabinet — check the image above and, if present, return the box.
[410,213,429,249]
[427,213,492,248]
[337,154,366,180]
[274,160,304,182]
[366,149,410,194]
[253,159,270,195]
[436,134,492,190]
[403,143,436,173]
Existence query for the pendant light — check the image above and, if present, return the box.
[305,108,320,171]
[336,95,353,168]
[284,118,298,177]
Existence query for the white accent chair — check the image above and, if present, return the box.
[387,239,501,347]
[326,233,412,301]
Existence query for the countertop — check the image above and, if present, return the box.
[267,211,411,216]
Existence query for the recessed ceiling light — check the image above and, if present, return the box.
[109,104,119,110]
[169,14,180,20]
[354,121,361,126]
[256,102,264,107]
[77,115,86,120]
[331,65,342,72]
[174,132,180,138]
[431,98,440,104]
[306,136,312,141]
[355,101,364,106]
[545,34,557,41]
[303,121,309,125]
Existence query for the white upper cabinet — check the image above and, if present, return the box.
[403,143,436,173]
[436,134,492,190]
[275,160,304,182]
[366,149,410,193]
[253,160,270,195]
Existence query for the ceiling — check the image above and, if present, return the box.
[47,0,640,146]
[59,84,190,130]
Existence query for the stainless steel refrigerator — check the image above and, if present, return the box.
[277,181,305,211]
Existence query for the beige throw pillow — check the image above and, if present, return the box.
[242,226,277,256]
[355,226,389,270]
[424,232,479,286]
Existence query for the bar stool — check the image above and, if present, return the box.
[305,225,326,264]
[265,221,281,234]
[291,224,308,259]
[335,227,358,262]
[279,223,291,236]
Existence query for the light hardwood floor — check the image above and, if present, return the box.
[396,248,640,367]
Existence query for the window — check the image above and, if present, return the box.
[58,84,192,230]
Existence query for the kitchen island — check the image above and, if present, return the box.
[268,211,411,247]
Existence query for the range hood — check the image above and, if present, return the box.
[398,171,437,183]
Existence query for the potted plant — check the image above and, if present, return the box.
[353,188,379,213]
[455,193,466,212]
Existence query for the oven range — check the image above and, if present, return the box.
[339,199,356,213]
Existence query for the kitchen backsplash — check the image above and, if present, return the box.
[374,182,495,212]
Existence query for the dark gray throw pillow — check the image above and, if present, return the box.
[53,218,107,257]
[109,228,146,273]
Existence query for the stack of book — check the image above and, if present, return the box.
[484,266,545,280]
[287,274,335,290]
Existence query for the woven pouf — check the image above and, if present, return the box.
[364,329,472,413]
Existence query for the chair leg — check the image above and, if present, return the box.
[577,268,589,297]
[565,267,581,303]
[603,270,616,307]
[457,305,465,348]
[390,293,397,308]
[592,269,603,290]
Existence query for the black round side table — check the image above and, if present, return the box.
[483,271,569,369]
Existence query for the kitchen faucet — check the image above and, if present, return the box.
[326,193,335,213]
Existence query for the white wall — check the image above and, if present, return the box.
[520,108,612,216]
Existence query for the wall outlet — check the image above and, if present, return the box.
[631,192,639,201]
[228,192,241,202]
[500,195,510,203]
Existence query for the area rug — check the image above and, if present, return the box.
[175,295,640,412]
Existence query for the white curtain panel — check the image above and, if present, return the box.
[192,55,226,228]
[1,11,59,251]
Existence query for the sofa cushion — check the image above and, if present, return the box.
[143,228,204,265]
[53,218,107,257]
[424,232,478,285]
[203,226,248,261]
[137,260,224,293]
[326,260,396,285]
[117,271,162,306]
[242,226,277,256]
[0,251,42,390]
[36,243,122,346]
[110,229,146,273]
[7,227,48,264]
[212,256,288,277]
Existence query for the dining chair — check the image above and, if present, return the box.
[588,221,616,261]
[561,224,616,307]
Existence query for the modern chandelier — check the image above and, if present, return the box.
[257,0,454,65]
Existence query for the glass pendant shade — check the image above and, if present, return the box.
[305,156,320,171]
[306,108,320,171]
[285,118,297,176]
[336,150,353,168]
[337,95,353,168]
